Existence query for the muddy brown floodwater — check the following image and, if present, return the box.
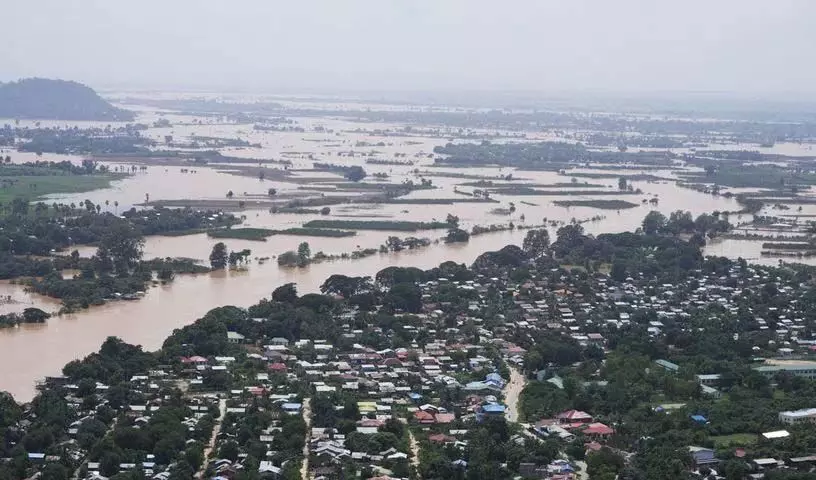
[0,100,807,401]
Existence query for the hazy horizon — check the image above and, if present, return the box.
[3,0,815,100]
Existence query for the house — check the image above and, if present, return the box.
[227,331,246,344]
[556,410,593,424]
[690,414,708,425]
[762,430,790,440]
[655,359,680,373]
[258,461,282,478]
[754,362,816,380]
[582,423,614,437]
[778,408,816,425]
[481,404,506,415]
[689,446,719,468]
[281,403,302,414]
[428,433,456,444]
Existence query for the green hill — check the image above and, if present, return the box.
[0,78,134,121]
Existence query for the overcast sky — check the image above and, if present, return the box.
[2,0,814,96]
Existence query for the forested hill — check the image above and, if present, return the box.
[0,78,134,121]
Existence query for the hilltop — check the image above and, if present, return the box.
[0,78,134,121]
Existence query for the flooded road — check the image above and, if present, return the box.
[0,102,802,401]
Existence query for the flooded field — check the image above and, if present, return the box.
[0,98,811,400]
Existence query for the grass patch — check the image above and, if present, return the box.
[208,228,276,241]
[0,174,121,204]
[303,219,449,232]
[159,228,208,237]
[208,227,356,240]
[487,187,632,196]
[711,433,758,448]
[553,200,639,210]
[273,228,355,238]
[381,198,497,204]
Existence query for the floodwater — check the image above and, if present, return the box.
[0,100,802,401]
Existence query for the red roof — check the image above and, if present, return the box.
[434,413,456,424]
[414,411,435,423]
[247,386,266,396]
[358,419,384,428]
[268,363,287,372]
[428,433,456,443]
[556,409,593,422]
[585,441,603,452]
[583,423,614,436]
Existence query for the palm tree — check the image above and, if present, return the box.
[114,201,119,215]
[105,200,110,211]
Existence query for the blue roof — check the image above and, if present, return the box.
[281,403,302,410]
[482,404,506,413]
[690,414,707,422]
[408,392,422,400]
[486,373,503,381]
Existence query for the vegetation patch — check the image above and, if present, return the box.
[552,200,639,209]
[207,228,277,241]
[273,228,356,238]
[711,433,758,448]
[303,219,450,231]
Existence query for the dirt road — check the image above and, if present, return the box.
[300,397,312,480]
[409,429,421,478]
[503,367,527,423]
[197,397,227,478]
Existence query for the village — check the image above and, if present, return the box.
[5,221,816,480]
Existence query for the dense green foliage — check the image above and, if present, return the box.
[303,219,449,232]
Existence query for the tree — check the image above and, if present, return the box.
[22,307,50,323]
[218,440,240,462]
[383,283,422,313]
[297,242,311,263]
[618,177,628,191]
[157,267,175,282]
[267,188,277,196]
[272,283,298,303]
[226,190,234,199]
[277,250,299,267]
[642,210,667,235]
[445,228,470,244]
[40,463,69,480]
[446,213,459,226]
[523,229,550,257]
[100,451,122,476]
[320,206,331,215]
[209,242,228,269]
[97,223,144,272]
[321,275,371,298]
[586,448,625,480]
[344,166,367,182]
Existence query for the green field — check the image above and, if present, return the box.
[711,433,757,448]
[0,174,120,204]
[553,199,639,210]
[303,219,449,231]
[207,227,357,241]
[208,228,276,241]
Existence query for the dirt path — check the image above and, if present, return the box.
[300,397,312,480]
[503,367,527,423]
[197,397,227,478]
[409,429,421,479]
